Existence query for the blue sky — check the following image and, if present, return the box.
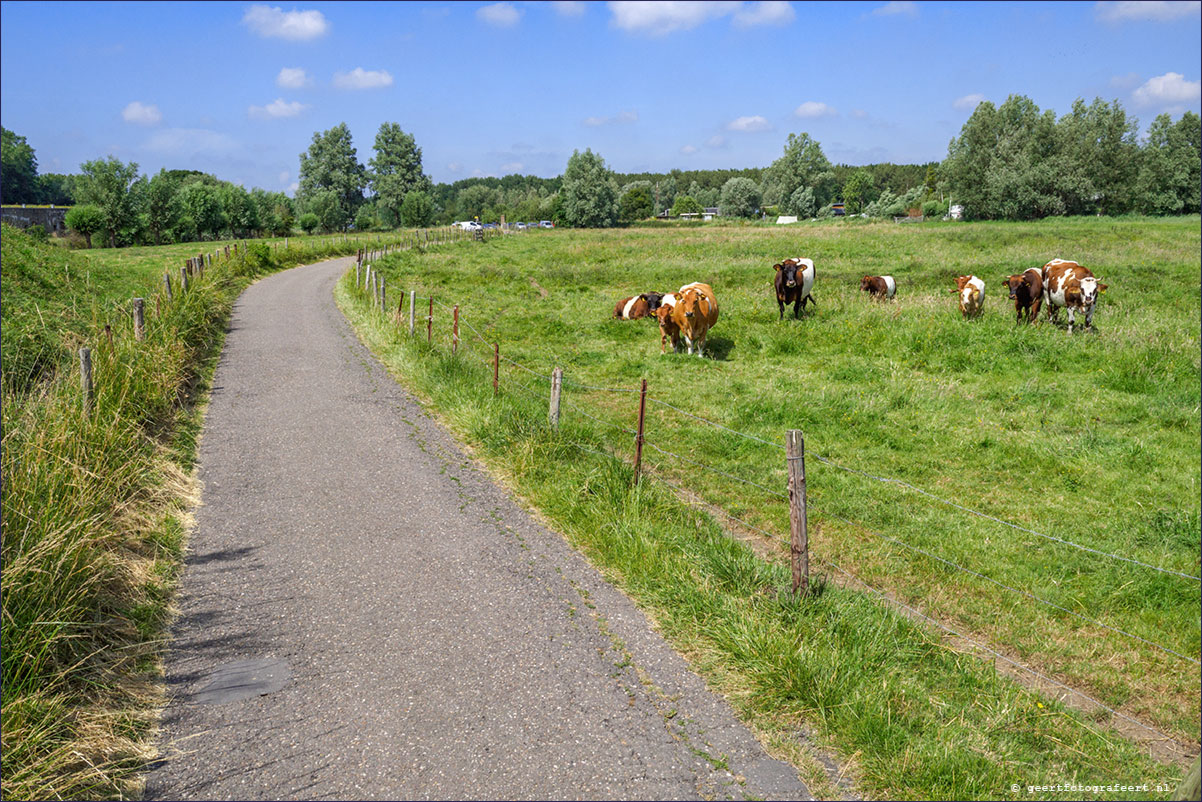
[2,1,1199,194]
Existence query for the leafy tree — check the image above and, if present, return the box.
[221,184,258,237]
[561,149,619,228]
[76,156,144,248]
[763,132,834,208]
[842,169,876,215]
[38,173,77,205]
[1,127,39,204]
[64,204,104,248]
[457,184,496,220]
[297,123,366,231]
[145,169,181,244]
[719,177,761,218]
[400,190,435,227]
[177,181,226,241]
[1136,112,1201,215]
[670,195,703,216]
[306,188,344,233]
[354,202,378,232]
[298,212,320,234]
[784,186,816,217]
[618,186,653,222]
[369,122,431,227]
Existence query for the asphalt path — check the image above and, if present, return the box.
[145,255,811,801]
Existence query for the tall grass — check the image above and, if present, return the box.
[337,217,1199,800]
[0,224,432,800]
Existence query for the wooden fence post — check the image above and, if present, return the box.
[79,347,93,413]
[427,296,433,344]
[179,265,189,292]
[452,305,459,355]
[786,429,809,596]
[133,297,145,341]
[1174,755,1201,801]
[163,272,173,301]
[549,367,563,427]
[408,290,416,336]
[632,378,648,485]
[493,344,500,396]
[380,277,386,311]
[104,324,113,347]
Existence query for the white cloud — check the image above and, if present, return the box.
[332,68,394,90]
[242,5,329,40]
[608,1,740,35]
[500,161,524,173]
[248,98,309,119]
[287,181,299,195]
[953,93,987,110]
[705,134,728,148]
[122,101,162,125]
[447,162,464,173]
[680,144,699,154]
[277,67,310,88]
[145,128,240,156]
[872,1,918,16]
[1133,71,1201,105]
[1095,1,1200,23]
[794,101,837,118]
[278,171,290,185]
[477,2,522,27]
[551,1,587,15]
[733,1,795,27]
[583,110,639,126]
[727,115,772,132]
[850,108,869,119]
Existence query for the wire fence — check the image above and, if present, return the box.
[345,265,1201,755]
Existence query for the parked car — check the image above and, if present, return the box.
[513,222,527,230]
[539,220,554,228]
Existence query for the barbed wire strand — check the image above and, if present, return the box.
[559,397,639,437]
[822,558,1180,745]
[642,440,788,500]
[647,398,784,450]
[808,453,1201,582]
[812,506,1200,666]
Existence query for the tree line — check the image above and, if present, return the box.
[1,93,1197,247]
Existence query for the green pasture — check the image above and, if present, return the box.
[340,216,1200,799]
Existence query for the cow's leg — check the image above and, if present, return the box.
[794,296,802,318]
[778,297,785,320]
[1085,303,1095,331]
[1030,297,1042,324]
[1066,307,1075,334]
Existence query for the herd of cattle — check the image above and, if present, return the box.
[614,257,1109,356]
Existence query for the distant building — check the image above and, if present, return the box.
[830,202,845,216]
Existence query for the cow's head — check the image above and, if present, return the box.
[1079,277,1104,306]
[774,260,802,289]
[860,276,874,292]
[642,292,665,311]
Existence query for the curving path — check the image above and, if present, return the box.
[145,256,811,801]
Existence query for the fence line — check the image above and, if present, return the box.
[642,439,788,500]
[392,287,1199,583]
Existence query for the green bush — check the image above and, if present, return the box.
[298,212,320,234]
[25,224,48,242]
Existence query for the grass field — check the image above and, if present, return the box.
[339,216,1200,800]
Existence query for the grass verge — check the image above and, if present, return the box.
[0,224,431,800]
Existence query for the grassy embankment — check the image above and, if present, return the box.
[0,225,441,800]
[337,216,1200,800]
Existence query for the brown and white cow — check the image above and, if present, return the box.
[658,282,719,356]
[1041,258,1107,333]
[949,275,985,318]
[773,257,816,319]
[860,275,896,300]
[613,292,666,320]
[1001,267,1044,324]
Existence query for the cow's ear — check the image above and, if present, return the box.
[1097,283,1108,293]
[773,263,782,271]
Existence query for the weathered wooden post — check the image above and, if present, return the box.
[427,296,433,344]
[549,367,563,427]
[379,277,386,311]
[408,290,416,336]
[1174,755,1200,801]
[786,429,809,595]
[133,298,145,341]
[452,305,459,355]
[163,272,173,301]
[180,265,189,292]
[104,324,113,347]
[79,347,93,413]
[632,378,648,485]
